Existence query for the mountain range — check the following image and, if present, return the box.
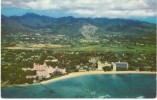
[1,13,156,37]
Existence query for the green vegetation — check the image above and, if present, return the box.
[65,45,156,53]
[1,49,156,86]
[103,66,112,71]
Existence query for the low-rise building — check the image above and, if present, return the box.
[97,61,129,71]
[45,58,58,62]
[79,68,86,72]
[98,61,111,70]
[23,61,66,79]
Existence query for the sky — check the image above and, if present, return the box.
[1,0,157,23]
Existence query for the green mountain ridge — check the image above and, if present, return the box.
[1,13,156,37]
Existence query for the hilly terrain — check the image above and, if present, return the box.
[1,13,156,38]
[1,13,156,85]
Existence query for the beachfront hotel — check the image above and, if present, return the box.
[22,61,66,79]
[97,60,129,71]
[112,62,129,71]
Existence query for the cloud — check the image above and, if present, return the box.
[2,0,157,18]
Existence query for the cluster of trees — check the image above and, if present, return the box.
[102,66,112,71]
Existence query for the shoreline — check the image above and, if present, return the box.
[41,71,157,84]
[2,71,156,87]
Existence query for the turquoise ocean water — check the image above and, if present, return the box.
[1,74,156,98]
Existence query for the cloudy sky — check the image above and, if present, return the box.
[1,0,157,23]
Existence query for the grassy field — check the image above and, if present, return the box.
[2,44,156,53]
[3,44,69,50]
[66,45,156,53]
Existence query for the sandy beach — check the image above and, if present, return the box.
[41,71,157,84]
[2,71,156,87]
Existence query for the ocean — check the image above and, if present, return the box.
[1,74,156,98]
